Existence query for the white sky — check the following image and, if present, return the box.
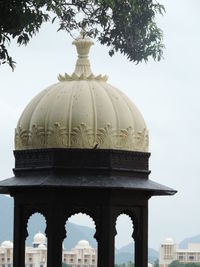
[0,0,200,250]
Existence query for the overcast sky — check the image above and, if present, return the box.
[0,0,200,250]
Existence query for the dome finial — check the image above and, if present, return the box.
[72,31,94,77]
[57,32,108,82]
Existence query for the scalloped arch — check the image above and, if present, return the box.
[64,209,98,241]
[114,210,138,239]
[25,210,48,239]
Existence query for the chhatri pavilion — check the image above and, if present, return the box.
[0,32,176,267]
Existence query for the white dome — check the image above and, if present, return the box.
[1,241,13,248]
[164,238,174,245]
[38,243,46,249]
[15,33,148,153]
[33,232,46,245]
[75,240,91,249]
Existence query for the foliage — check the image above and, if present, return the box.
[154,259,159,267]
[169,261,200,267]
[115,262,134,267]
[0,0,165,70]
[62,263,71,267]
[169,261,182,267]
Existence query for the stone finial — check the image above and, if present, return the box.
[72,30,94,77]
[58,31,108,82]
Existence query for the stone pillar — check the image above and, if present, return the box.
[97,205,115,267]
[13,199,27,267]
[134,205,148,267]
[46,207,65,267]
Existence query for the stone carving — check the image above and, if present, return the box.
[15,123,149,152]
[97,123,117,149]
[32,124,45,148]
[71,123,94,148]
[47,122,69,147]
[15,127,30,149]
[58,73,108,82]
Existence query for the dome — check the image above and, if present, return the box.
[33,232,46,245]
[1,240,13,248]
[164,238,174,245]
[15,32,148,152]
[38,243,46,249]
[75,240,91,249]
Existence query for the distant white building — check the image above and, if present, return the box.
[159,237,200,267]
[0,232,97,267]
[25,232,47,267]
[63,239,97,266]
[0,241,13,267]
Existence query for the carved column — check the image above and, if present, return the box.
[46,205,66,267]
[134,205,148,267]
[13,198,27,267]
[97,205,115,267]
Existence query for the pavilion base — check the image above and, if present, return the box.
[0,148,176,267]
[13,188,148,267]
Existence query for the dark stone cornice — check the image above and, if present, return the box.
[14,148,150,177]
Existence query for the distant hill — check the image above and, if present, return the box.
[64,222,97,250]
[115,243,158,264]
[179,235,200,249]
[0,195,157,264]
[0,195,13,243]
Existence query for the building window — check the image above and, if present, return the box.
[29,258,32,262]
[78,259,81,262]
[2,264,5,267]
[40,265,43,267]
[1,258,4,262]
[8,264,11,267]
[179,256,184,260]
[189,256,194,260]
